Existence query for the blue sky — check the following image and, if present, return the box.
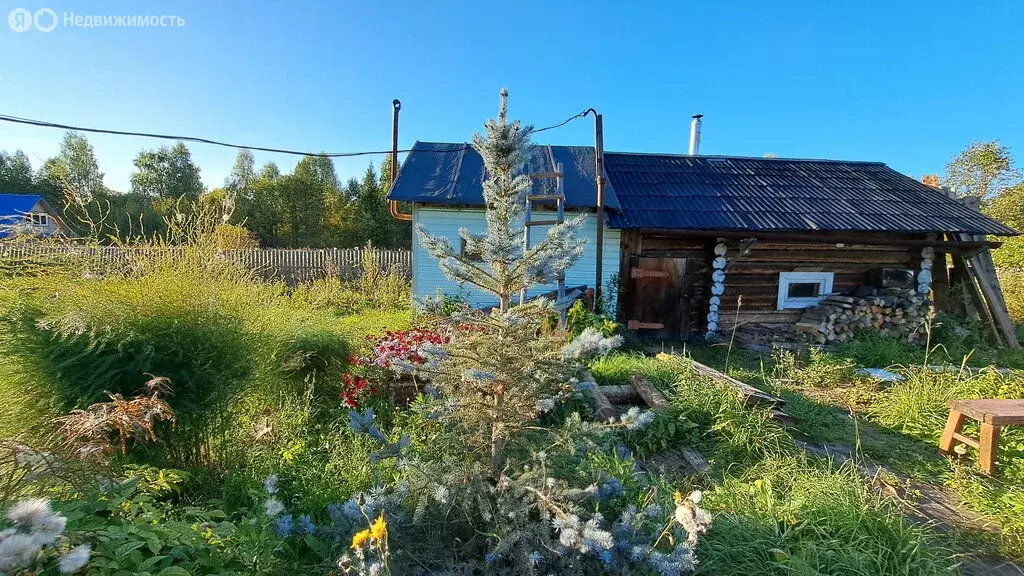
[1,0,1022,192]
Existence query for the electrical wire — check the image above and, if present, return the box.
[0,108,591,158]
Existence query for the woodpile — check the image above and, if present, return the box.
[792,287,932,345]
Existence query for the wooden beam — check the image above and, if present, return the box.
[630,268,669,279]
[650,351,785,406]
[968,243,1020,348]
[627,320,665,330]
[629,374,670,411]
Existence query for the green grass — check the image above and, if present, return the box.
[698,457,959,576]
[588,352,680,388]
[603,345,1024,568]
[0,248,412,512]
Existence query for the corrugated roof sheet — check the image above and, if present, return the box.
[387,143,1016,236]
[603,154,1017,235]
[387,141,620,210]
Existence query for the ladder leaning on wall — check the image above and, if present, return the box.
[522,155,567,324]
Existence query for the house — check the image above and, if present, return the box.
[0,194,71,239]
[388,141,1016,340]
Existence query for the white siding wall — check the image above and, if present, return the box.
[412,205,621,311]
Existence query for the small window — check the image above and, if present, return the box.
[787,282,821,299]
[459,237,483,262]
[777,272,833,310]
[24,213,48,226]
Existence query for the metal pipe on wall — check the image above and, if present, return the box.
[389,99,413,222]
[586,109,606,311]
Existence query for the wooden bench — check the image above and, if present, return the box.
[939,399,1024,474]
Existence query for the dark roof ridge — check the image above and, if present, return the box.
[604,151,888,165]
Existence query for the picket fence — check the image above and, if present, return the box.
[0,244,412,283]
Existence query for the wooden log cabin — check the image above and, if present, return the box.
[388,142,1017,340]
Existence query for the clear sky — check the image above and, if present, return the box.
[1,0,1022,192]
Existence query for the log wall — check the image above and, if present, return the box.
[619,231,927,338]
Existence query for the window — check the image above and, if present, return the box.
[24,213,48,226]
[777,272,833,310]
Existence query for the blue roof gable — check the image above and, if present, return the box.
[387,141,620,210]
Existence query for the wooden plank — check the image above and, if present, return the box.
[951,399,1024,425]
[651,351,784,406]
[599,385,642,404]
[968,240,1020,348]
[687,359,785,406]
[627,320,665,330]
[629,374,670,411]
[952,431,981,450]
[630,268,670,279]
[979,423,1000,474]
[580,371,617,422]
[939,410,965,454]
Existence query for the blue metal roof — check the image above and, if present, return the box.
[387,141,620,210]
[0,194,46,239]
[0,194,42,217]
[603,153,1017,235]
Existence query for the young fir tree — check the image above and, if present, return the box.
[417,88,586,312]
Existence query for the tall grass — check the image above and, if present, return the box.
[0,237,411,507]
[699,457,958,576]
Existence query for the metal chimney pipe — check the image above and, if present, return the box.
[688,114,703,155]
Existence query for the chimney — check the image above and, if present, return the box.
[921,174,940,188]
[688,114,703,155]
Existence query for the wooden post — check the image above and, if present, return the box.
[939,410,965,454]
[979,422,1000,474]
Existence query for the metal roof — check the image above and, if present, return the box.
[0,194,43,217]
[387,143,1016,236]
[387,141,620,210]
[603,153,1017,235]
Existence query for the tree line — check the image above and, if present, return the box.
[0,132,410,248]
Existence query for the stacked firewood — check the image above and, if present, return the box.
[793,287,933,345]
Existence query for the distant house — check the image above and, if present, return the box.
[388,141,1017,340]
[0,194,71,239]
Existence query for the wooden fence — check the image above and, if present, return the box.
[0,245,412,283]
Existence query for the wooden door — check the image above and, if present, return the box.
[627,256,690,339]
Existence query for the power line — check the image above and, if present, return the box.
[0,108,591,158]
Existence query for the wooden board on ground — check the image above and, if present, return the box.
[629,374,670,411]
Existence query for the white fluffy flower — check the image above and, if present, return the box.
[31,512,67,545]
[674,491,713,546]
[58,544,91,574]
[5,498,52,526]
[0,533,41,571]
[264,498,285,517]
[263,474,279,495]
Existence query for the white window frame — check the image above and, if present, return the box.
[24,213,48,226]
[777,272,834,310]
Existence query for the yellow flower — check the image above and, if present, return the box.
[351,529,370,548]
[673,491,683,505]
[369,514,387,540]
